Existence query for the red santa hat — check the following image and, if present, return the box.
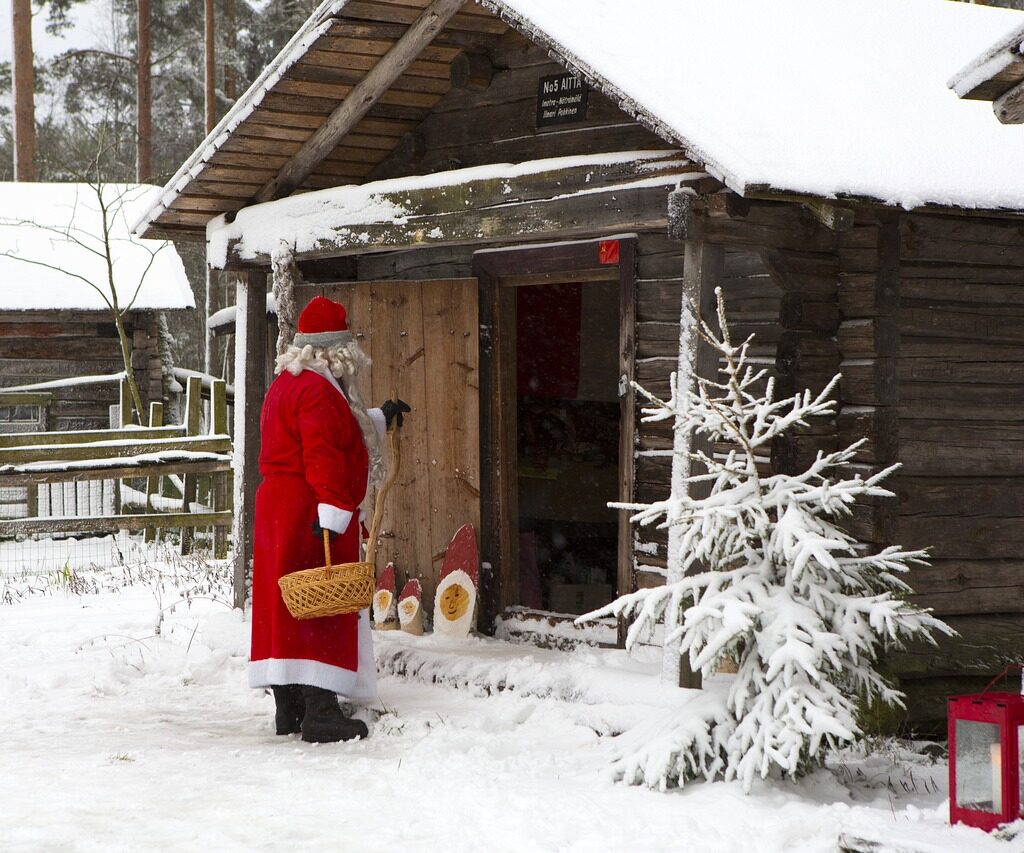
[292,296,353,349]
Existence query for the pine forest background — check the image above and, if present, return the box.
[1,0,1022,371]
[0,0,324,372]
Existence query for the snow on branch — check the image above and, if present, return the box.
[580,288,952,793]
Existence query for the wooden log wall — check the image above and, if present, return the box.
[0,311,165,431]
[879,212,1024,731]
[631,239,785,588]
[366,30,672,181]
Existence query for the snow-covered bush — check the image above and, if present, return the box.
[583,289,951,792]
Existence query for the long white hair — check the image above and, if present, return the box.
[275,339,386,487]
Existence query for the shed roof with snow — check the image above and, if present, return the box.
[0,183,193,312]
[135,0,1024,242]
[949,16,1024,123]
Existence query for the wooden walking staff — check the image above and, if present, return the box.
[366,391,402,566]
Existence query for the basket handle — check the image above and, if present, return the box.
[322,527,333,569]
[366,390,402,566]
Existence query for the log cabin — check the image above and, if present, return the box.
[134,0,1024,732]
[0,182,194,431]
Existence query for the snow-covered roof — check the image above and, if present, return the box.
[480,0,1024,211]
[136,0,1024,240]
[950,22,1024,99]
[0,183,194,312]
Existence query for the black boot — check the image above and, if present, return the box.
[299,686,369,743]
[272,685,305,735]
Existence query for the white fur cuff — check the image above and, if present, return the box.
[318,504,353,534]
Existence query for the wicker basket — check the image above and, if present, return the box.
[279,528,375,619]
[278,411,403,620]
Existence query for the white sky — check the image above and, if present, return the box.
[0,1,100,64]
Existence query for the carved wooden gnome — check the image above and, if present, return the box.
[373,562,399,630]
[433,524,479,638]
[397,578,424,635]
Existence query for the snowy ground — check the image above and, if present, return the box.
[1,553,1018,853]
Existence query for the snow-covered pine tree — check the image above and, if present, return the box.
[583,288,951,792]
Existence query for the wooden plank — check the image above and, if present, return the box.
[0,458,230,487]
[420,279,481,609]
[257,0,467,203]
[284,61,451,96]
[0,391,53,406]
[339,0,506,33]
[301,47,451,79]
[0,511,232,537]
[0,435,230,465]
[272,78,442,108]
[906,559,1024,615]
[888,614,1024,679]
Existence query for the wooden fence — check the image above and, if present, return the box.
[0,376,233,557]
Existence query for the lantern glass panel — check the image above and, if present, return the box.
[955,720,1002,812]
[1019,725,1024,818]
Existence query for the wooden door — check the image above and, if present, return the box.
[298,279,480,608]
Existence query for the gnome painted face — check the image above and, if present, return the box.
[433,567,476,637]
[440,582,470,621]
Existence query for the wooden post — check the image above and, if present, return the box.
[665,238,724,689]
[231,271,269,608]
[211,379,229,558]
[11,0,35,182]
[664,191,725,689]
[136,0,153,182]
[180,375,203,554]
[144,401,163,543]
[616,240,637,621]
[118,377,133,427]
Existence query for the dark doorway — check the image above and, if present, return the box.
[475,237,637,628]
[515,280,621,615]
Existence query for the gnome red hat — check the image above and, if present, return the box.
[293,296,353,349]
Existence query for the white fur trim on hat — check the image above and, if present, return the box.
[293,329,353,348]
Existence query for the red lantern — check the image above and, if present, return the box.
[949,667,1024,832]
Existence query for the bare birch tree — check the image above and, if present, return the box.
[0,179,167,424]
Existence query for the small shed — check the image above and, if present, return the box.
[950,17,1024,122]
[135,0,1024,731]
[0,183,194,431]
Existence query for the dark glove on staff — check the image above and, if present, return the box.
[311,520,333,539]
[380,398,411,429]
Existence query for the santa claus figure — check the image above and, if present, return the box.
[248,296,408,743]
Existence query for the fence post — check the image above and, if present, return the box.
[180,376,202,555]
[211,380,229,558]
[232,271,269,609]
[118,377,133,428]
[145,401,163,543]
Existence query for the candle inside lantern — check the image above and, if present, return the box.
[992,742,1003,813]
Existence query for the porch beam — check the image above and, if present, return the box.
[224,159,710,268]
[254,0,466,203]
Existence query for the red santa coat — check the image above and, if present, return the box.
[248,366,377,703]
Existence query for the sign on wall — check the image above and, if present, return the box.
[536,73,589,127]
